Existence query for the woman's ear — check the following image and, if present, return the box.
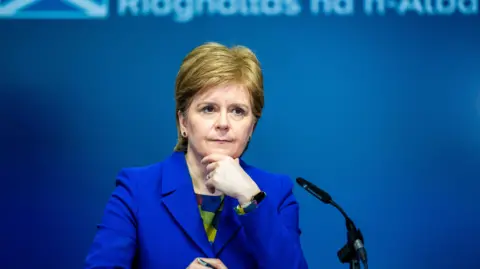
[249,119,258,137]
[178,110,187,132]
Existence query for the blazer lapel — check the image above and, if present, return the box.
[160,152,214,257]
[212,196,242,256]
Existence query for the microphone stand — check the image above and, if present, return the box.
[335,204,364,269]
[303,188,367,269]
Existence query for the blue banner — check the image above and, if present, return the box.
[0,5,479,268]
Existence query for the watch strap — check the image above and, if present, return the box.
[234,191,267,215]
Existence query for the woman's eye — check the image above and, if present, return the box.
[201,105,215,113]
[232,108,245,115]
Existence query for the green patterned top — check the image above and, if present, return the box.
[196,194,224,244]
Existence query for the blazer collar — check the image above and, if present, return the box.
[160,151,247,257]
[160,151,192,195]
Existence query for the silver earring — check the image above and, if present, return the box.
[182,131,187,137]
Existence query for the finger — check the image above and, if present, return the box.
[205,170,217,181]
[186,258,210,269]
[199,258,227,269]
[197,258,216,268]
[211,260,227,269]
[205,162,219,173]
[205,170,217,194]
[187,263,209,269]
[201,153,230,165]
[205,177,216,194]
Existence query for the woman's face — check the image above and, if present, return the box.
[179,84,256,159]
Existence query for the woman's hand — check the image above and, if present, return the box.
[201,153,261,205]
[187,258,228,268]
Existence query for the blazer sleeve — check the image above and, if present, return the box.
[237,175,309,269]
[84,169,138,269]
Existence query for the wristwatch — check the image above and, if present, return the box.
[235,191,267,214]
[249,191,266,205]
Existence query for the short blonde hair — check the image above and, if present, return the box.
[174,42,264,152]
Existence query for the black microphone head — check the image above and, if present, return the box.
[296,177,332,204]
[296,177,308,186]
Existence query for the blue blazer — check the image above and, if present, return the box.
[85,151,308,269]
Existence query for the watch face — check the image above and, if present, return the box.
[253,191,266,203]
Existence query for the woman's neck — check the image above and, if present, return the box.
[185,150,223,196]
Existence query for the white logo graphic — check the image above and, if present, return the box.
[0,0,109,19]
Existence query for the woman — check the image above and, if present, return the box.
[84,42,308,269]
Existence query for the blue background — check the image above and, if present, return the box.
[1,2,480,268]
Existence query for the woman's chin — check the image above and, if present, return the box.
[206,146,238,157]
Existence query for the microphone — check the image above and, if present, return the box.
[296,177,368,269]
[296,177,332,204]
